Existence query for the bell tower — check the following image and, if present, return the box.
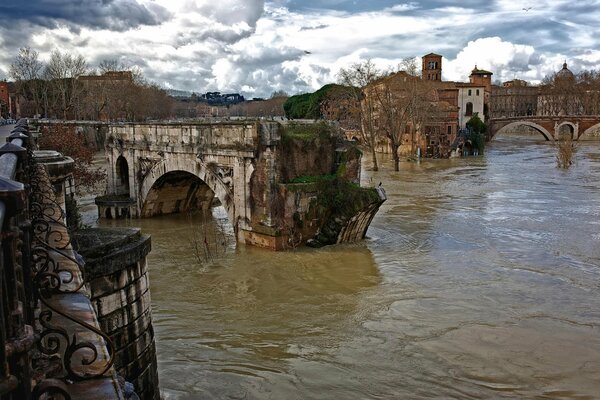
[422,53,442,81]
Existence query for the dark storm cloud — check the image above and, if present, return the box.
[475,18,575,53]
[0,0,171,32]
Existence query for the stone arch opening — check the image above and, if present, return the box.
[139,158,238,231]
[141,171,217,218]
[581,122,600,140]
[493,121,553,141]
[556,122,575,140]
[115,156,130,195]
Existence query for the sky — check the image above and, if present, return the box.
[1,0,600,98]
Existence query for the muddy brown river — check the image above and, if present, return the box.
[98,135,600,399]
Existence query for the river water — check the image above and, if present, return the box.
[100,135,600,399]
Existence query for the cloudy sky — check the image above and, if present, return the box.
[1,0,599,97]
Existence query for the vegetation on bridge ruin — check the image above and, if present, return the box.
[274,122,382,247]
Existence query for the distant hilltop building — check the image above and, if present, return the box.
[202,92,245,105]
[173,91,246,106]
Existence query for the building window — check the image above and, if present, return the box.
[468,89,472,96]
[447,125,452,135]
[465,102,473,116]
[476,89,480,96]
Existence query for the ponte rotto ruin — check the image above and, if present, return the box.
[98,121,386,250]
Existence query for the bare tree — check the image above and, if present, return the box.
[98,59,124,74]
[9,47,45,117]
[44,50,88,119]
[577,69,600,115]
[369,72,438,170]
[337,60,382,171]
[398,56,420,77]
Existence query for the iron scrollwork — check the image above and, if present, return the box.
[28,160,115,383]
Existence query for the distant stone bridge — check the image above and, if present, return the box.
[489,115,600,141]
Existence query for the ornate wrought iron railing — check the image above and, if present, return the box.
[0,119,117,400]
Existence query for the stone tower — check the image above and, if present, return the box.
[422,53,443,81]
[469,65,493,93]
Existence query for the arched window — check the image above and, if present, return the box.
[115,156,130,195]
[465,102,473,116]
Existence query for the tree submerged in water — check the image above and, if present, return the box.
[187,210,233,264]
[466,113,487,155]
[555,136,576,169]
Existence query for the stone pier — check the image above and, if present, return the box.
[73,228,159,400]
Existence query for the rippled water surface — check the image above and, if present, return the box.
[103,137,600,399]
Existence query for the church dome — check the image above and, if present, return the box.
[556,62,574,80]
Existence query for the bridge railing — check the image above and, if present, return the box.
[0,119,38,400]
[0,119,120,399]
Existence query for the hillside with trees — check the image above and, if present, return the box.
[283,84,355,120]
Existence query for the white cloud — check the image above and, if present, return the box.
[384,3,420,12]
[1,0,600,97]
[442,36,598,85]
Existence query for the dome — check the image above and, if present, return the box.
[556,62,574,80]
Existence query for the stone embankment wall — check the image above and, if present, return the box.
[74,228,159,400]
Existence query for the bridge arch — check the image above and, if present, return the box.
[581,122,600,140]
[556,121,577,140]
[494,121,554,141]
[115,155,130,195]
[139,158,236,226]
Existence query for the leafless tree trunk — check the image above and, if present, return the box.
[9,47,44,117]
[44,50,88,119]
[337,60,382,171]
[368,67,437,171]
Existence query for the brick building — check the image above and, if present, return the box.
[0,81,10,118]
[490,79,538,118]
[78,71,135,120]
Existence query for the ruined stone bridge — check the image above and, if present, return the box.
[99,121,385,249]
[489,115,600,141]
